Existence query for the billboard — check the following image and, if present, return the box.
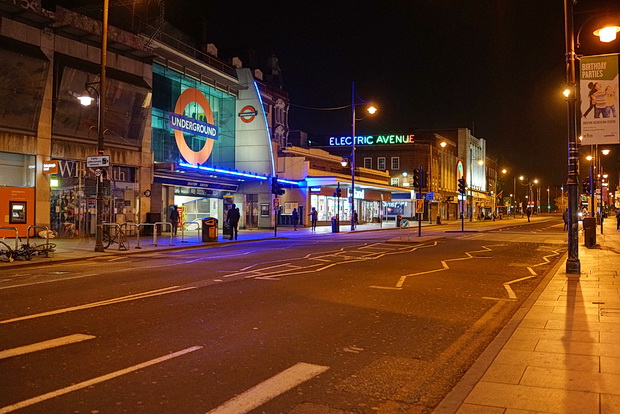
[580,54,619,145]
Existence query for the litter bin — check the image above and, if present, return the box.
[583,217,596,248]
[331,216,339,233]
[202,217,218,242]
[396,215,402,227]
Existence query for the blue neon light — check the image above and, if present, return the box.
[179,162,303,186]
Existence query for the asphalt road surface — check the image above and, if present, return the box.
[0,217,567,413]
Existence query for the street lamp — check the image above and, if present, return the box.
[562,3,619,274]
[78,0,109,252]
[349,81,377,231]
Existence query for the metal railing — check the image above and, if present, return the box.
[181,221,201,243]
[153,222,173,247]
[27,225,52,257]
[0,227,19,250]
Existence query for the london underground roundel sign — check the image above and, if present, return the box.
[169,88,219,165]
[238,105,258,123]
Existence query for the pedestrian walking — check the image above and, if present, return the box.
[226,203,240,240]
[353,211,358,226]
[169,205,180,236]
[308,207,318,232]
[526,207,532,223]
[616,208,620,231]
[292,208,299,230]
[562,209,568,231]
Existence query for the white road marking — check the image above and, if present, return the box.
[0,286,196,324]
[0,273,98,291]
[0,334,96,360]
[373,245,491,289]
[503,275,537,299]
[0,346,202,414]
[207,362,329,414]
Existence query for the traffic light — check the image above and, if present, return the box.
[582,179,590,195]
[412,168,421,188]
[271,176,278,194]
[458,177,466,194]
[336,187,342,197]
[271,176,285,196]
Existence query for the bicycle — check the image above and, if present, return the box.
[0,240,13,262]
[103,225,128,250]
[0,239,57,262]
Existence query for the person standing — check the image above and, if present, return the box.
[169,205,180,236]
[308,207,318,232]
[562,209,569,231]
[616,208,620,231]
[292,208,299,231]
[526,207,532,223]
[227,203,240,240]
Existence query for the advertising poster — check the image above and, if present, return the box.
[580,55,619,145]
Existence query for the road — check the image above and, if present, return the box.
[0,217,567,413]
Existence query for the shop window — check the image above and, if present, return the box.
[364,157,372,169]
[0,152,35,187]
[378,157,386,170]
[391,157,400,170]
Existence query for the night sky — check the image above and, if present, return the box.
[45,0,620,189]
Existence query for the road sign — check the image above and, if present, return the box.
[401,219,409,228]
[87,155,110,168]
[415,199,424,214]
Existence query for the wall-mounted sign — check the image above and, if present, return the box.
[328,134,415,146]
[42,160,58,174]
[170,88,219,165]
[309,187,322,193]
[238,105,258,123]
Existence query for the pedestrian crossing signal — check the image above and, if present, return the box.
[458,177,466,194]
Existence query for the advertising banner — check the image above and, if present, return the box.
[580,54,619,145]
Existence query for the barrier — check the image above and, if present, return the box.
[154,222,173,246]
[123,223,141,249]
[181,221,201,243]
[27,225,52,257]
[0,227,19,250]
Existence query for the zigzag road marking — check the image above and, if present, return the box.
[495,247,563,301]
[371,245,493,290]
[224,242,438,281]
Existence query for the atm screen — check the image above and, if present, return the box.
[9,201,27,224]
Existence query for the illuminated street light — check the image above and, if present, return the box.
[77,0,108,252]
[350,81,377,231]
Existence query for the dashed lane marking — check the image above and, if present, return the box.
[0,346,202,414]
[0,334,96,360]
[207,362,329,414]
[0,286,196,324]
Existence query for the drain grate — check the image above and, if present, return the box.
[600,308,620,316]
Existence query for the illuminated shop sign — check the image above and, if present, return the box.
[329,134,414,146]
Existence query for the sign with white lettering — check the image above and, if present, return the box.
[86,155,110,168]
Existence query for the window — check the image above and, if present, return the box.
[391,157,400,170]
[391,177,399,186]
[378,157,386,170]
[364,157,372,169]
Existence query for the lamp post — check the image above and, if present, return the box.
[79,0,109,252]
[599,148,610,234]
[349,81,377,231]
[564,0,581,274]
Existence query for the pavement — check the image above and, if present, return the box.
[3,215,620,413]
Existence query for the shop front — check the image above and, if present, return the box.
[48,160,139,237]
